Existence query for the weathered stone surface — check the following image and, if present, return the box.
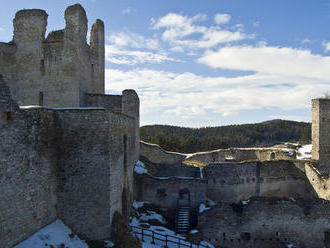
[0,4,140,248]
[312,98,330,174]
[0,3,105,107]
[140,141,186,165]
[0,76,18,112]
[0,108,58,247]
[198,198,330,248]
[184,147,295,165]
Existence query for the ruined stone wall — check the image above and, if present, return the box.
[55,108,138,240]
[140,141,186,165]
[0,4,105,108]
[55,109,111,240]
[198,199,330,248]
[84,93,122,112]
[184,148,295,165]
[56,109,137,239]
[134,174,208,209]
[312,98,330,173]
[0,108,58,248]
[204,160,315,203]
[305,161,330,200]
[0,43,16,83]
[109,112,137,227]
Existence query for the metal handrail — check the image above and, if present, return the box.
[131,225,208,248]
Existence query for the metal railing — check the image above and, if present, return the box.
[131,225,209,248]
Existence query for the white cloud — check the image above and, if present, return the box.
[105,68,328,126]
[105,45,180,65]
[122,7,136,15]
[105,31,180,65]
[0,27,4,32]
[302,38,311,44]
[323,41,330,52]
[214,14,231,25]
[107,31,160,50]
[151,13,249,50]
[198,45,330,81]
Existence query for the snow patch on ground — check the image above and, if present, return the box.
[104,240,114,247]
[199,203,211,213]
[282,148,295,157]
[206,199,216,207]
[135,160,148,174]
[15,219,89,248]
[139,211,167,224]
[131,206,214,248]
[133,200,149,209]
[297,144,312,160]
[200,168,204,179]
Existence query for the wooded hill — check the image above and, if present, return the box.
[140,119,311,153]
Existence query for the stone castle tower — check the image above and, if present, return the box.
[312,98,330,173]
[0,4,104,107]
[0,4,140,247]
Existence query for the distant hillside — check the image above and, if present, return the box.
[140,119,311,153]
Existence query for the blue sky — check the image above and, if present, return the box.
[1,0,330,127]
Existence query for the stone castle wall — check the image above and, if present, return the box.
[312,98,330,174]
[55,108,137,240]
[198,199,330,248]
[140,141,186,165]
[0,4,105,108]
[140,140,295,167]
[0,100,139,247]
[134,160,317,211]
[204,160,316,203]
[0,3,141,247]
[184,147,295,165]
[84,93,122,112]
[0,107,58,247]
[135,174,208,209]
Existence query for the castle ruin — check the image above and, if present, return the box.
[2,3,330,248]
[137,99,330,248]
[0,4,139,247]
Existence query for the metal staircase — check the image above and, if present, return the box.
[175,205,191,234]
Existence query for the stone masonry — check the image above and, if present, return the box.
[0,4,139,248]
[312,98,330,173]
[0,4,104,107]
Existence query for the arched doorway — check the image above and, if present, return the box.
[178,188,190,205]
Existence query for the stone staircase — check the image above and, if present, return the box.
[175,205,191,234]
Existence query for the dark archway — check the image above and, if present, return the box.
[270,152,276,160]
[179,188,190,202]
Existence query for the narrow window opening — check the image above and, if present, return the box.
[39,92,44,106]
[91,63,95,83]
[40,59,45,76]
[123,135,128,172]
[270,152,275,160]
[6,112,12,121]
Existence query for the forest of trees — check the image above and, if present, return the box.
[140,119,311,153]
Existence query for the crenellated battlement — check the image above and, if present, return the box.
[0,4,105,107]
[0,5,140,247]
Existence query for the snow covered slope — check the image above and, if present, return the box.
[15,220,89,248]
